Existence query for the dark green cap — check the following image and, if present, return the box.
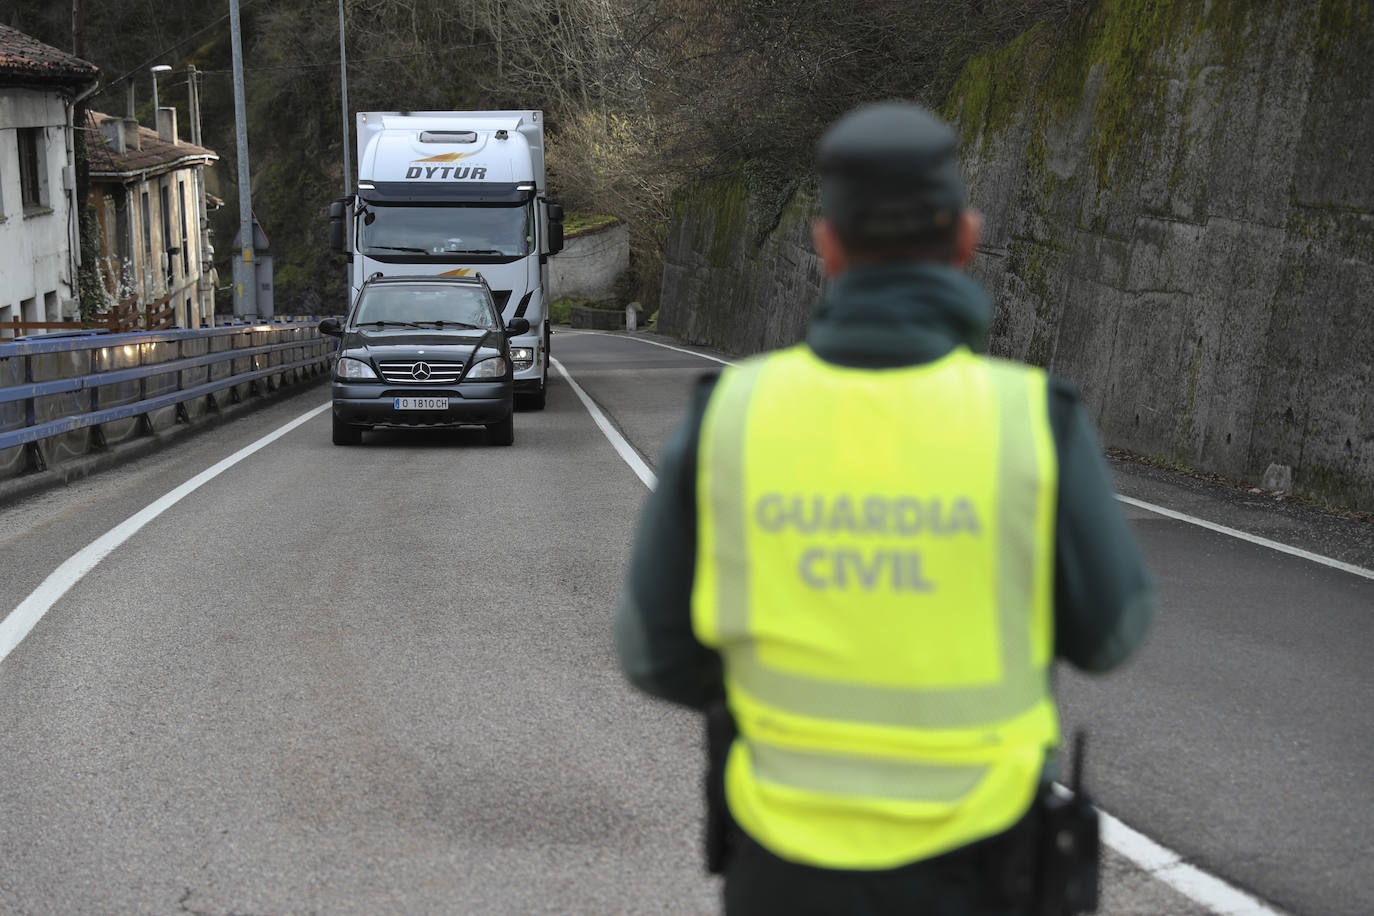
[816,101,966,242]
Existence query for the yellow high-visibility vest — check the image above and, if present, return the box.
[692,344,1059,870]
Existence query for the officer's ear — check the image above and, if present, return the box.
[953,209,983,270]
[812,218,849,279]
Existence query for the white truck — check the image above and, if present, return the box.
[329,110,563,408]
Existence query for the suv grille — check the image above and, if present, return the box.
[378,360,464,384]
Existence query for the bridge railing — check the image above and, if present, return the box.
[0,321,337,480]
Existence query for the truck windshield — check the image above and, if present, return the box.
[353,285,498,328]
[358,202,533,257]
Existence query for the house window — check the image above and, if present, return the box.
[101,196,116,253]
[18,127,50,212]
[115,190,132,267]
[160,183,174,287]
[141,190,152,258]
[140,190,153,297]
[178,180,191,276]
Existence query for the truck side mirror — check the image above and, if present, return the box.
[328,198,349,255]
[545,201,564,255]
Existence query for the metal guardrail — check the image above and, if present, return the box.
[0,322,337,474]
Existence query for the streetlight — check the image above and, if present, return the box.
[150,64,171,115]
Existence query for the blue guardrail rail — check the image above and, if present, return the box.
[0,321,337,477]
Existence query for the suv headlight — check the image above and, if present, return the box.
[467,356,507,379]
[510,347,534,371]
[335,356,378,380]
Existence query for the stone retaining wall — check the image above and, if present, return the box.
[549,221,630,301]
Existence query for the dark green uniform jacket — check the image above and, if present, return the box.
[617,262,1155,711]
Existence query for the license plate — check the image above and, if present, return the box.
[394,397,450,410]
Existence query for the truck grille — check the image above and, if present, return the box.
[377,360,464,383]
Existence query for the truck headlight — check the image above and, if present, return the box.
[510,347,534,371]
[335,356,377,380]
[467,356,507,379]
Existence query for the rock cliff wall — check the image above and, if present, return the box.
[656,0,1374,511]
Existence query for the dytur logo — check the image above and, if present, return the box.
[406,153,488,181]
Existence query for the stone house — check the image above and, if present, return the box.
[0,24,98,333]
[85,109,218,328]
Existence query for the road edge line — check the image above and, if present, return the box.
[1117,495,1374,580]
[1099,809,1287,915]
[550,356,656,489]
[0,402,330,665]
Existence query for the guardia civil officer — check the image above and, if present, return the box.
[615,101,1155,915]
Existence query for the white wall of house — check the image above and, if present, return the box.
[0,87,78,328]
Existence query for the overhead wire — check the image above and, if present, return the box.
[89,5,495,95]
[89,0,265,100]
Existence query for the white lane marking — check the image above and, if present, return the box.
[558,329,734,365]
[575,331,1373,582]
[1118,495,1374,581]
[0,402,331,665]
[1100,811,1286,915]
[559,342,1292,916]
[550,357,656,489]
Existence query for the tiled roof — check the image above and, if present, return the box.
[86,110,218,177]
[0,24,98,86]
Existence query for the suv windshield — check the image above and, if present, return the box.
[358,202,533,257]
[353,284,498,328]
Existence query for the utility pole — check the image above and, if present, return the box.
[338,0,351,197]
[229,0,258,317]
[188,65,202,146]
[188,65,211,327]
[72,0,85,58]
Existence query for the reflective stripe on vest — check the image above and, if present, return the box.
[692,344,1059,869]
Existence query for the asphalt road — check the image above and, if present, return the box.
[1,328,1370,915]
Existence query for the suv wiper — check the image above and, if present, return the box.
[363,320,423,328]
[414,320,483,329]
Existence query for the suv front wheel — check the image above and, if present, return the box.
[332,415,363,446]
[487,414,514,446]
